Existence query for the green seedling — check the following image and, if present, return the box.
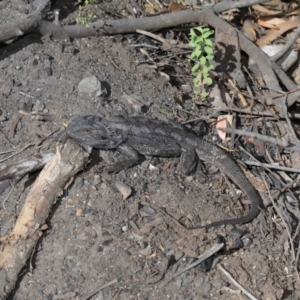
[188,27,215,100]
[76,6,96,27]
[78,0,94,4]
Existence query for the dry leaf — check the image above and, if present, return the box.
[257,17,286,29]
[252,4,281,15]
[216,115,233,141]
[169,1,186,12]
[257,19,279,29]
[257,19,299,46]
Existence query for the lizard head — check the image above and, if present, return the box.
[66,115,123,149]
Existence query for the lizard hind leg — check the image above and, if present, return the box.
[179,149,198,175]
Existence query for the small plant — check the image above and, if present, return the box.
[78,0,94,5]
[76,6,96,27]
[188,27,215,100]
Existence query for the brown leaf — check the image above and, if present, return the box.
[257,17,285,29]
[257,19,300,46]
[252,4,281,15]
[216,116,232,141]
[168,1,186,13]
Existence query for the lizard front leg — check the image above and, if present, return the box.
[107,144,140,173]
[179,148,198,175]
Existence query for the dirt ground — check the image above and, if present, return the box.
[0,1,299,299]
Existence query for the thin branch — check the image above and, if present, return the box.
[159,243,224,287]
[219,127,289,147]
[0,144,33,163]
[81,278,118,300]
[281,94,300,147]
[218,264,259,300]
[262,172,300,291]
[262,177,298,274]
[244,160,300,173]
[212,107,276,117]
[213,0,269,14]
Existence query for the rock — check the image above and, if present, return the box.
[32,99,45,112]
[78,76,108,99]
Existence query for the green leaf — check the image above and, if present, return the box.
[191,63,200,73]
[189,52,196,60]
[194,48,202,58]
[189,29,196,37]
[205,39,213,46]
[202,30,214,38]
[195,72,203,83]
[201,92,208,99]
[200,56,206,65]
[193,77,200,86]
[205,77,213,85]
[202,66,209,76]
[204,46,213,54]
[195,27,203,34]
[206,54,214,60]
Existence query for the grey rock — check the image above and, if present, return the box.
[78,76,108,99]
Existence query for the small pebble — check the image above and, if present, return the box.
[115,181,132,200]
[32,99,45,112]
[139,205,156,217]
[76,209,83,216]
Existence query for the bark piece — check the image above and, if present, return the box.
[0,152,54,181]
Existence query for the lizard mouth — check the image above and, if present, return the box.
[66,115,123,149]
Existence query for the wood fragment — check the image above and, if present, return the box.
[0,140,91,299]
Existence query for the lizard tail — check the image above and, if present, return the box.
[196,143,264,229]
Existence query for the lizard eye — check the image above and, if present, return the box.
[101,136,107,140]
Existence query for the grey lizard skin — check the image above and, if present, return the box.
[66,115,264,229]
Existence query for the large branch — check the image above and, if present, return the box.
[1,0,298,104]
[43,6,295,94]
[86,9,292,93]
[0,0,50,43]
[0,140,91,299]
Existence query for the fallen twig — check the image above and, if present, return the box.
[218,264,259,300]
[262,177,300,283]
[220,127,289,148]
[282,94,300,147]
[212,107,276,118]
[0,143,33,163]
[81,278,118,300]
[159,243,224,287]
[244,161,300,173]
